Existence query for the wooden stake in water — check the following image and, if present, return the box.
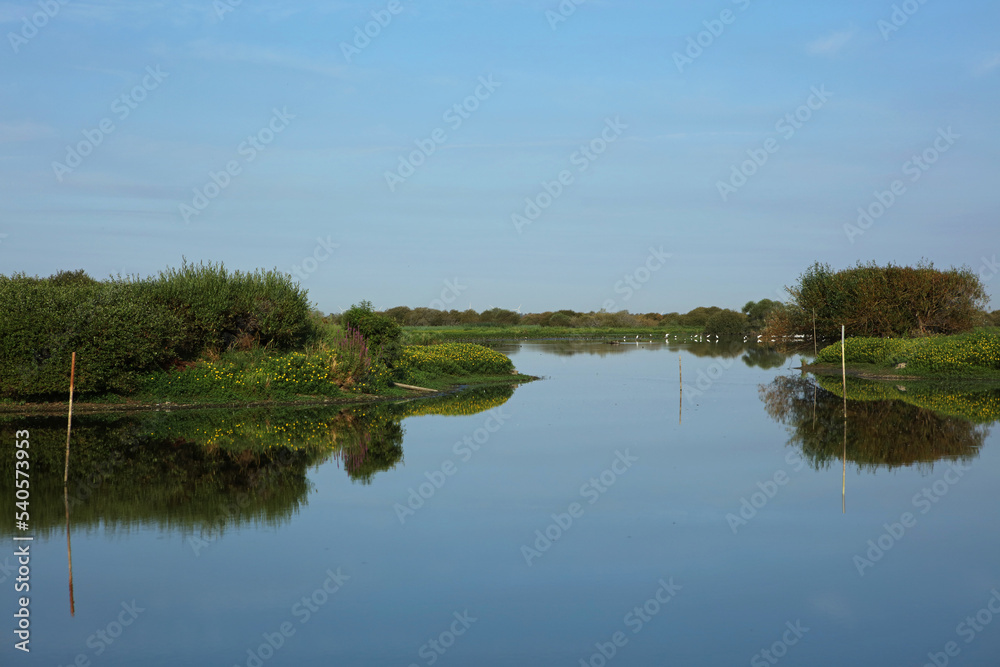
[64,352,75,486]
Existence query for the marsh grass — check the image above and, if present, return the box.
[814,328,1000,376]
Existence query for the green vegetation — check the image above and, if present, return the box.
[79,340,523,406]
[703,309,748,336]
[813,329,1000,378]
[396,343,515,388]
[340,300,402,369]
[0,267,529,404]
[742,299,783,332]
[766,260,988,339]
[380,305,753,330]
[0,261,315,399]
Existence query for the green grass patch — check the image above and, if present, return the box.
[814,329,1000,377]
[137,349,352,402]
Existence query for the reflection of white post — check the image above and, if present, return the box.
[842,419,847,514]
[678,356,682,425]
[841,325,847,514]
[65,485,75,616]
[64,352,75,485]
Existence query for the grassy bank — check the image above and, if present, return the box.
[806,328,1000,380]
[402,325,702,344]
[0,342,534,412]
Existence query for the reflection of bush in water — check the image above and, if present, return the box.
[143,405,405,486]
[759,375,987,472]
[0,386,515,535]
[533,340,789,363]
[394,384,514,418]
[0,414,317,538]
[813,375,1000,425]
[742,347,788,370]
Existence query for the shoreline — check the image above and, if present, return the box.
[799,363,1000,383]
[0,374,540,417]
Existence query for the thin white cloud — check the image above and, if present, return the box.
[0,121,55,143]
[185,40,346,78]
[807,28,856,56]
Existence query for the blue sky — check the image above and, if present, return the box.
[1,0,998,314]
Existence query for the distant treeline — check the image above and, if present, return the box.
[336,290,999,338]
[344,305,756,330]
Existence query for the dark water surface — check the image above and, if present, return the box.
[3,341,1000,666]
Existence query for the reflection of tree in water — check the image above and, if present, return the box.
[0,414,317,538]
[759,375,987,472]
[329,409,404,485]
[742,346,788,370]
[0,383,514,535]
[526,339,793,364]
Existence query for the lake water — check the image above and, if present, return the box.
[3,341,1000,666]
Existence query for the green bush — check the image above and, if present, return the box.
[148,260,316,356]
[0,262,316,398]
[679,306,722,328]
[340,301,402,368]
[703,309,748,336]
[547,313,573,327]
[770,260,987,339]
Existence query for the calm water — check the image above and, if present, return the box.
[3,341,1000,666]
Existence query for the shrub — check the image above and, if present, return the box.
[148,260,316,356]
[479,307,522,326]
[679,306,722,328]
[0,276,184,396]
[703,309,749,336]
[0,262,316,398]
[340,301,402,368]
[769,260,987,339]
[548,313,573,327]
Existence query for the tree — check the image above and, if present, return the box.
[479,307,521,325]
[742,299,782,332]
[703,309,748,336]
[678,306,722,328]
[766,260,988,339]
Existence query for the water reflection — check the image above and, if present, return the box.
[499,338,797,367]
[0,384,514,537]
[759,375,994,472]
